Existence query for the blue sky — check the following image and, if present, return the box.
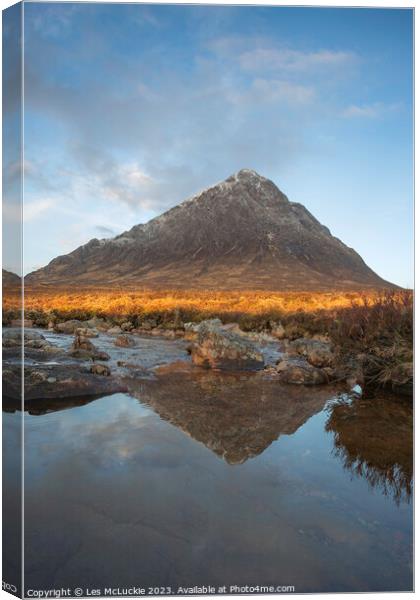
[4,3,413,286]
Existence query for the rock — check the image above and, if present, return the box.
[69,349,95,361]
[276,357,329,385]
[389,362,413,396]
[85,316,108,330]
[141,318,158,331]
[120,321,134,331]
[221,322,242,334]
[184,322,199,333]
[95,351,111,361]
[322,367,336,379]
[72,334,96,352]
[4,365,127,400]
[68,334,110,361]
[90,363,111,376]
[114,334,136,347]
[191,319,264,371]
[3,329,50,349]
[244,331,278,344]
[288,337,334,368]
[199,318,223,329]
[312,334,331,343]
[47,321,55,330]
[75,327,99,338]
[108,326,122,334]
[30,370,48,383]
[269,321,286,339]
[54,319,83,334]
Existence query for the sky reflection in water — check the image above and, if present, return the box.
[3,370,413,593]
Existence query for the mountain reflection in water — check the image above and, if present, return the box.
[325,395,413,504]
[128,367,332,464]
[3,364,413,592]
[5,367,413,507]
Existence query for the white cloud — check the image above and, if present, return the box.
[3,198,55,222]
[251,79,315,105]
[25,199,55,221]
[341,102,401,119]
[239,47,355,72]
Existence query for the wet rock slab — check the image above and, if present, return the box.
[3,364,127,400]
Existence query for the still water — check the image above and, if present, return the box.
[4,361,413,593]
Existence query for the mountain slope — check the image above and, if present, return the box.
[26,169,393,291]
[3,269,21,289]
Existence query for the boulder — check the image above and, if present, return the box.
[191,319,264,371]
[72,334,96,352]
[276,357,329,385]
[69,349,95,360]
[54,319,83,334]
[108,325,122,335]
[120,321,134,331]
[114,334,136,347]
[90,363,111,376]
[85,316,108,330]
[75,327,99,338]
[3,329,49,349]
[184,322,200,333]
[68,334,110,361]
[288,337,334,368]
[141,318,158,331]
[269,321,286,339]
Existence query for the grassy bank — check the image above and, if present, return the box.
[3,288,412,395]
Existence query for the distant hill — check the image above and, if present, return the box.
[26,169,393,291]
[3,269,20,288]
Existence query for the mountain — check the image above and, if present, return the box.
[26,169,392,291]
[3,269,20,289]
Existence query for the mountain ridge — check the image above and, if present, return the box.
[26,169,394,291]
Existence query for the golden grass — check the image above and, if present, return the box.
[1,288,386,315]
[2,287,410,321]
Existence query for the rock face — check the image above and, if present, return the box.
[191,319,264,371]
[25,169,393,291]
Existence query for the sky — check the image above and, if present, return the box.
[3,3,414,286]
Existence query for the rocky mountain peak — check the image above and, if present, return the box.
[26,170,393,291]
